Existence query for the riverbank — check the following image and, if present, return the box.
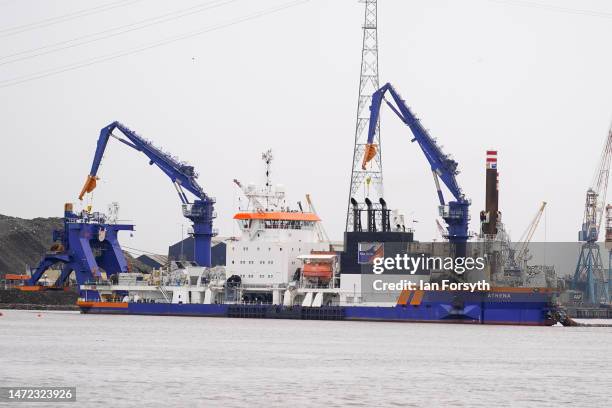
[0,288,78,311]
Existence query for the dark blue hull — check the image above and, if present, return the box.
[79,289,556,326]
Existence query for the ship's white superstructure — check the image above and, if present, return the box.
[227,150,329,286]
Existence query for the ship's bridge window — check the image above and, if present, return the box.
[263,220,307,230]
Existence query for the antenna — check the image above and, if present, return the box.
[262,149,273,208]
[262,149,273,192]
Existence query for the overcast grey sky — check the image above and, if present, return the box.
[1,0,611,255]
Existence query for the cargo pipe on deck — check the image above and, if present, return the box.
[351,197,362,232]
[365,197,376,232]
[380,198,390,232]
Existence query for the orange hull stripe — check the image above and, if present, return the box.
[77,301,128,309]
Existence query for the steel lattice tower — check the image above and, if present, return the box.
[345,0,384,232]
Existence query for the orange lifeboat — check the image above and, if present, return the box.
[303,263,333,281]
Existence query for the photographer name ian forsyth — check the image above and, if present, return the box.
[371,254,490,292]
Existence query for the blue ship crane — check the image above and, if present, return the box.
[25,203,134,296]
[574,127,612,304]
[78,121,216,266]
[361,83,470,254]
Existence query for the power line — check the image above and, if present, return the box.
[485,0,612,19]
[0,0,310,89]
[0,0,241,66]
[0,0,143,38]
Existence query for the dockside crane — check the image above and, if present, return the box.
[25,202,134,292]
[574,126,612,303]
[78,121,216,266]
[306,194,331,244]
[361,83,470,255]
[514,201,547,269]
[605,204,612,299]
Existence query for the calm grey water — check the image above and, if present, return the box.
[0,310,611,408]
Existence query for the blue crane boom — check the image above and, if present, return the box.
[361,83,470,251]
[78,121,216,266]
